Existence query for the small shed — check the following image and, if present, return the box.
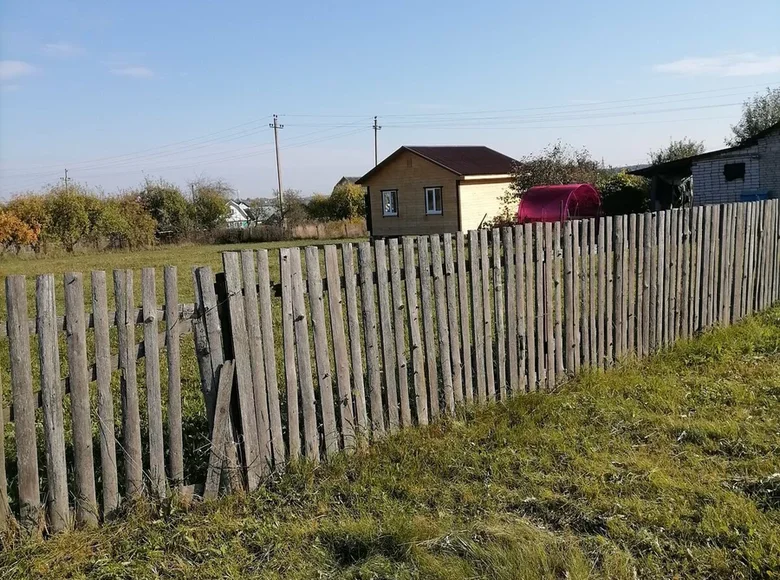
[517,184,601,223]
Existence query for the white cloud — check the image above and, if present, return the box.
[110,66,154,78]
[654,53,780,77]
[0,60,36,82]
[42,42,84,57]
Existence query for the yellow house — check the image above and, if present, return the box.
[356,146,517,237]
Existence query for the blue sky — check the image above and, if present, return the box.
[1,0,779,199]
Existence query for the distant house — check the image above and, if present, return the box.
[631,121,780,208]
[356,146,517,237]
[226,199,251,229]
[333,176,362,190]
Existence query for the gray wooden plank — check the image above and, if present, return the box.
[627,214,637,355]
[91,271,119,516]
[534,222,546,387]
[64,272,99,524]
[480,229,496,399]
[191,267,216,433]
[655,212,666,347]
[324,245,357,448]
[502,228,519,394]
[580,220,591,369]
[456,232,473,401]
[515,226,529,392]
[431,235,455,412]
[443,233,464,404]
[543,223,555,386]
[37,274,69,532]
[492,229,507,398]
[732,205,745,322]
[305,246,340,457]
[563,220,574,374]
[279,249,300,461]
[700,206,713,328]
[614,216,625,359]
[375,240,400,430]
[692,207,703,332]
[359,241,386,434]
[469,230,487,401]
[239,251,272,473]
[641,213,651,357]
[418,237,440,416]
[588,219,597,367]
[343,244,370,438]
[163,266,184,488]
[256,250,285,466]
[597,217,607,368]
[141,268,168,498]
[388,239,412,425]
[289,248,320,461]
[204,360,235,500]
[403,237,429,421]
[114,269,143,499]
[554,221,565,378]
[679,210,690,339]
[222,254,262,489]
[569,221,581,374]
[605,217,615,364]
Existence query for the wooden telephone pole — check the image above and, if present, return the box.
[373,116,381,167]
[270,114,285,227]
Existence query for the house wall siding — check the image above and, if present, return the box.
[363,150,459,237]
[759,130,780,196]
[458,178,513,231]
[692,129,780,205]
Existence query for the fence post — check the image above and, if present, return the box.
[37,274,69,532]
[64,272,99,525]
[164,266,184,489]
[0,369,11,532]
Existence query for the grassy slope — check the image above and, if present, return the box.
[2,311,780,579]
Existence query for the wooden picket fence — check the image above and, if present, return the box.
[1,199,779,536]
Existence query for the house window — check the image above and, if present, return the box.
[425,187,442,215]
[382,190,398,216]
[724,163,745,182]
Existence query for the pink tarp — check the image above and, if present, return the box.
[517,183,601,223]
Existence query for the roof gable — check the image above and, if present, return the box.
[357,145,517,184]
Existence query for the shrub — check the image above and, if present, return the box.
[138,178,192,240]
[0,210,39,253]
[190,178,232,231]
[596,172,649,216]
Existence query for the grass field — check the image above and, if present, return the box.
[2,307,779,578]
[0,238,367,314]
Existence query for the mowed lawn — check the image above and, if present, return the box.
[1,308,779,579]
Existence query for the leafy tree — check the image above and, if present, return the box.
[244,198,275,225]
[190,178,232,230]
[329,182,366,220]
[4,194,49,252]
[305,193,334,221]
[596,172,649,215]
[97,196,156,249]
[43,183,99,252]
[728,87,780,146]
[507,141,603,203]
[648,138,705,165]
[0,210,38,253]
[138,178,192,238]
[267,189,308,227]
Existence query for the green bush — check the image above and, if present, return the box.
[596,172,649,216]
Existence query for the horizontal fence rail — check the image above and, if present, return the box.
[1,200,779,536]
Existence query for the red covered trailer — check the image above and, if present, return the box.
[517,183,601,223]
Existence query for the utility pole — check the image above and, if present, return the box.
[61,168,70,194]
[270,114,285,228]
[373,116,382,167]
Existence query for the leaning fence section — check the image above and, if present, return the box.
[1,199,779,535]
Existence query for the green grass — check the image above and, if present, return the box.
[2,309,779,578]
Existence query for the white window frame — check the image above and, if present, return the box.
[381,189,398,217]
[425,186,442,215]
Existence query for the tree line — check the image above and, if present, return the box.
[0,178,367,254]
